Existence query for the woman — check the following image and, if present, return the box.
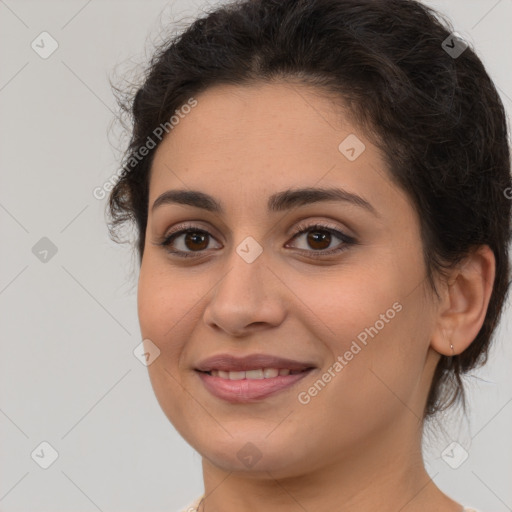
[107,0,511,510]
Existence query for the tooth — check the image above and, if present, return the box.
[246,369,264,379]
[209,368,301,379]
[228,371,246,380]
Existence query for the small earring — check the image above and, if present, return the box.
[450,342,455,355]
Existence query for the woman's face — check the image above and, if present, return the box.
[138,82,441,477]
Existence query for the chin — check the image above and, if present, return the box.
[195,433,312,478]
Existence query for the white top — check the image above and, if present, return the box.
[178,496,481,512]
[178,495,203,512]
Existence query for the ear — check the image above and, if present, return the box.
[430,245,496,356]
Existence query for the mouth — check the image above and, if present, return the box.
[194,353,317,403]
[195,352,316,373]
[198,367,312,379]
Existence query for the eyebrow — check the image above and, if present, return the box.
[151,187,379,217]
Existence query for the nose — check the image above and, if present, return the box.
[202,249,287,337]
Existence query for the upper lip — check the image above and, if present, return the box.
[195,353,316,372]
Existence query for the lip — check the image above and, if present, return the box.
[195,353,316,372]
[194,353,317,404]
[196,368,315,403]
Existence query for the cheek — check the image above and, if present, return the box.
[293,260,430,415]
[137,258,194,366]
[136,258,197,422]
[138,254,188,333]
[137,264,167,341]
[292,264,402,350]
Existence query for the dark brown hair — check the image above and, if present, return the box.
[107,0,512,419]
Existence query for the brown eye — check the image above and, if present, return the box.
[158,226,222,258]
[182,231,209,251]
[287,223,355,257]
[158,222,356,260]
[305,229,332,250]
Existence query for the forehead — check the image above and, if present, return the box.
[148,81,409,221]
[158,81,352,151]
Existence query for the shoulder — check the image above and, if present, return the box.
[176,495,204,512]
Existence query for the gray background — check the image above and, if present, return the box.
[0,0,511,511]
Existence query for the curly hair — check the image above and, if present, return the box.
[106,0,512,420]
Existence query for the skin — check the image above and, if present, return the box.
[137,81,495,512]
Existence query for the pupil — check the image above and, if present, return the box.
[186,232,208,251]
[308,230,330,249]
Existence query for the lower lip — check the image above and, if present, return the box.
[196,370,314,403]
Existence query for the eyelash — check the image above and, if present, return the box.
[156,221,356,259]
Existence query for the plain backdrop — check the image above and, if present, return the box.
[0,1,511,511]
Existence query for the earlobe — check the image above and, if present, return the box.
[430,245,496,357]
[432,325,455,357]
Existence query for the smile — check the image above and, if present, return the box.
[207,368,303,379]
[196,367,315,403]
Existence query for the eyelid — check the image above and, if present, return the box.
[155,218,357,259]
[290,218,348,236]
[163,221,219,240]
[162,217,353,241]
